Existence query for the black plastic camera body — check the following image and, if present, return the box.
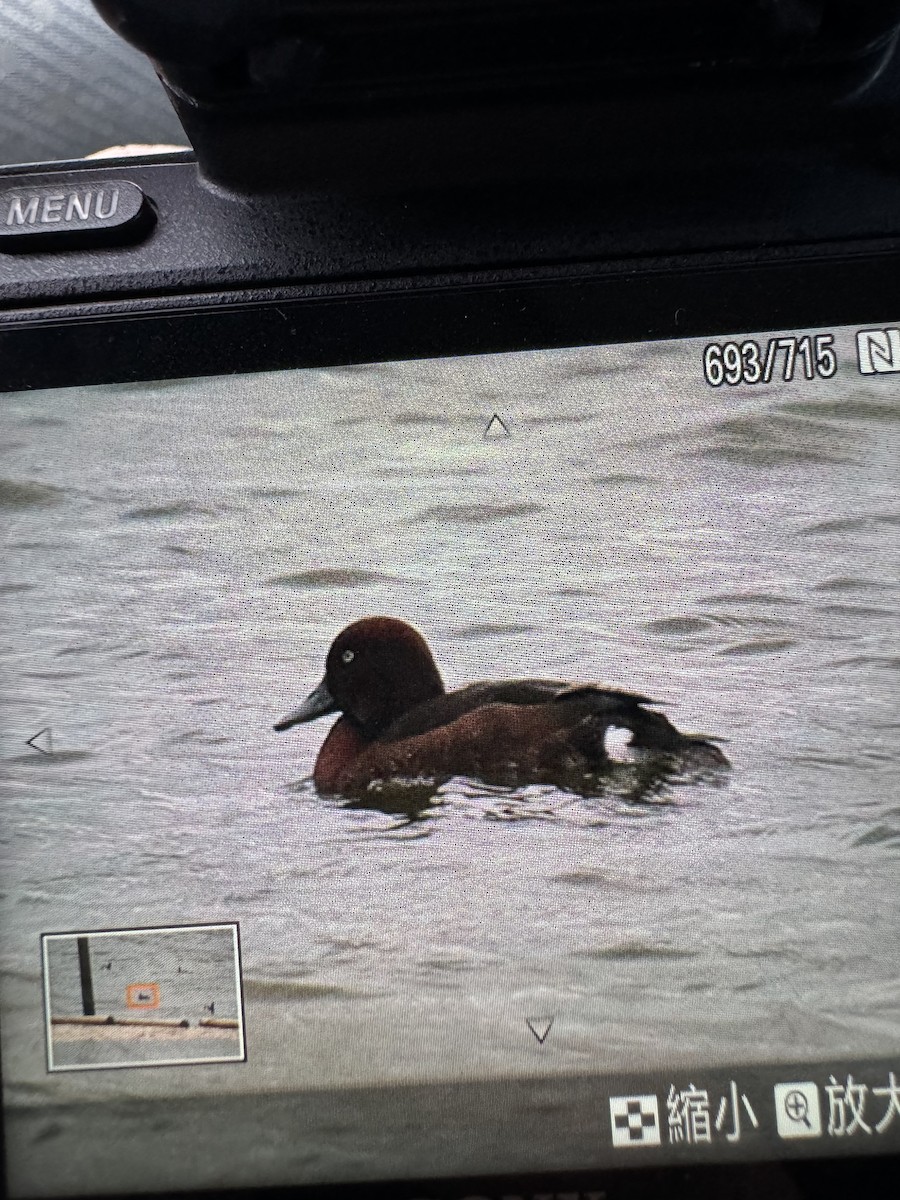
[1,0,900,397]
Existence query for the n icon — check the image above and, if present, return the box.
[857,328,900,375]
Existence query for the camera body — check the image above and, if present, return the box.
[3,0,900,373]
[2,4,899,1200]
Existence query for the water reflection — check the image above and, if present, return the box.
[341,778,444,826]
[325,750,730,830]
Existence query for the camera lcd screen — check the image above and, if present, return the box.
[1,320,898,1196]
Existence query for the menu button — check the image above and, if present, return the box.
[0,180,154,251]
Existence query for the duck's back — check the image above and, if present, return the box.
[380,679,660,744]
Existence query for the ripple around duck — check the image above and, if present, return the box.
[413,502,542,524]
[6,750,93,766]
[452,623,536,638]
[320,755,726,829]
[567,360,637,379]
[247,487,305,500]
[591,473,657,486]
[241,978,363,1002]
[577,941,699,961]
[719,638,796,656]
[645,616,715,635]
[801,516,872,535]
[704,611,793,630]
[820,603,894,618]
[812,576,888,594]
[0,478,65,508]
[688,413,856,466]
[390,412,453,427]
[852,825,900,848]
[122,501,216,521]
[704,591,804,607]
[22,670,81,680]
[519,413,595,427]
[267,568,400,589]
[166,729,229,747]
[779,397,900,422]
[23,415,68,428]
[802,514,900,535]
[826,654,900,670]
[225,424,288,440]
[690,444,844,466]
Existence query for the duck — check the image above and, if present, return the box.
[274,616,729,796]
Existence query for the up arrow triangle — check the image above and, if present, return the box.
[483,413,511,439]
[26,727,53,755]
[525,1016,554,1044]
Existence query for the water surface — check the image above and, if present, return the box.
[2,333,898,1191]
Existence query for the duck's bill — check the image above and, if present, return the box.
[273,677,338,731]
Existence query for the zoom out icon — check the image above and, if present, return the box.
[774,1082,822,1138]
[609,1095,661,1147]
[857,328,900,374]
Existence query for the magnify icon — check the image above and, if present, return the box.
[774,1082,821,1138]
[784,1089,811,1128]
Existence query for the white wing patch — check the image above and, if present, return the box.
[603,725,635,763]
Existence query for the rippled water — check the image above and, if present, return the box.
[2,331,899,1190]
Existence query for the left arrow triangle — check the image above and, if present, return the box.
[26,728,52,755]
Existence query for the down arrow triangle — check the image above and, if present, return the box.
[525,1016,554,1044]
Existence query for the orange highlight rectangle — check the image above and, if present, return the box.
[125,983,160,1009]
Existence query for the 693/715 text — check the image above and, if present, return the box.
[703,334,838,387]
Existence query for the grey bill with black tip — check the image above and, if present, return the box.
[273,677,338,731]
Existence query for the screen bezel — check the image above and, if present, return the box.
[1,246,898,1200]
[1,240,899,392]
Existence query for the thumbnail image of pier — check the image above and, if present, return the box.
[42,925,245,1069]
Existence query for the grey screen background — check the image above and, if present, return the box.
[1,324,898,1194]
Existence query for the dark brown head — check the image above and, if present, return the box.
[274,616,445,739]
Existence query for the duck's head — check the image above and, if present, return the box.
[274,616,445,738]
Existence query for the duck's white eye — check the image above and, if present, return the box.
[341,649,355,664]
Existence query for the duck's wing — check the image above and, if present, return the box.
[379,679,661,742]
[551,683,661,708]
[379,680,561,740]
